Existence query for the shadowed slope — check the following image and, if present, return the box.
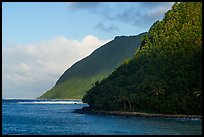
[38,33,146,99]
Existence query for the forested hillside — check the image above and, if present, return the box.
[83,2,202,115]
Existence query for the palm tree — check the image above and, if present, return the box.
[193,88,202,99]
[117,90,131,110]
[151,84,165,96]
[92,81,99,87]
[117,91,134,111]
[117,95,128,110]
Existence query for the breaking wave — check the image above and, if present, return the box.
[17,101,85,104]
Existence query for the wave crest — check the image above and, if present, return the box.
[17,101,85,104]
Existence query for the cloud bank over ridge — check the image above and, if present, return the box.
[3,35,109,98]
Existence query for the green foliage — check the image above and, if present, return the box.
[38,73,108,99]
[83,2,202,115]
[38,33,146,99]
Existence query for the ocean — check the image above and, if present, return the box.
[2,99,202,135]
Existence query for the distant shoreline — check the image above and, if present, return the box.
[74,107,202,119]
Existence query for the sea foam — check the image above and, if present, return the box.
[17,101,85,104]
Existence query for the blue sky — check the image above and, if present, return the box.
[2,2,174,99]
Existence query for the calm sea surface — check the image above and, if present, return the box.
[2,99,202,135]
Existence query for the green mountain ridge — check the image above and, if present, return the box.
[83,2,202,115]
[38,33,146,99]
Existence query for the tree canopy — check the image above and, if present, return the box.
[82,2,202,115]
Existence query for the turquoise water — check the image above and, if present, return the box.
[2,99,202,135]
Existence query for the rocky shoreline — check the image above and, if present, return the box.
[74,107,202,119]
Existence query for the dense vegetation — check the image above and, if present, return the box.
[38,33,146,99]
[82,2,202,115]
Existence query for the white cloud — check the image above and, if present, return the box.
[2,35,110,99]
